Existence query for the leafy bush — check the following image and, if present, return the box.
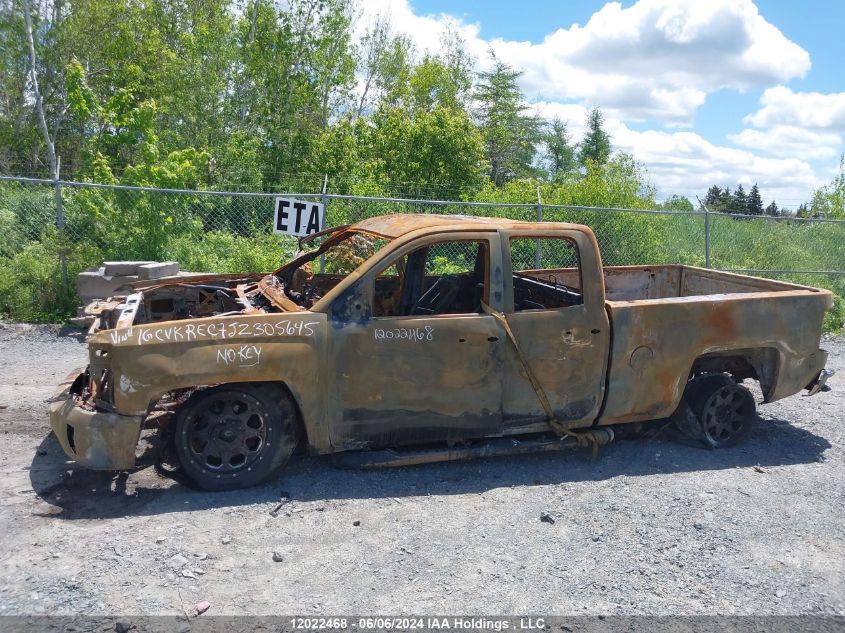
[64,186,206,260]
[824,294,845,333]
[0,207,25,259]
[167,231,297,274]
[0,235,103,323]
[0,184,55,245]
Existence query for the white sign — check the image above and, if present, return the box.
[273,197,325,237]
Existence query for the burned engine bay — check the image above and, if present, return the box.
[88,228,380,333]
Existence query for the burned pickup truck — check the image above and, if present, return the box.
[50,215,834,490]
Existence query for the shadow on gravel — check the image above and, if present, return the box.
[0,322,88,344]
[30,414,831,521]
[56,326,88,343]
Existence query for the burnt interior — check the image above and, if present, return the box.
[91,232,368,331]
[513,273,583,311]
[371,241,489,317]
[91,230,589,332]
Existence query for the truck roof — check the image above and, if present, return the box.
[351,213,584,239]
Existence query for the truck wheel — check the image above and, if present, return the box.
[173,384,298,491]
[686,374,756,448]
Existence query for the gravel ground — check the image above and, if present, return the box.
[0,323,843,617]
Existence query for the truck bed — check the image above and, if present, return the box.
[601,265,820,301]
[592,265,831,426]
[535,264,820,301]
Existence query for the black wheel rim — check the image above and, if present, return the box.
[701,385,750,443]
[183,392,269,473]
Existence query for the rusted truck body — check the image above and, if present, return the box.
[49,215,834,489]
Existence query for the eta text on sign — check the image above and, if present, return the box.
[273,197,324,237]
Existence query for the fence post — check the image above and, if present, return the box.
[52,158,69,289]
[535,186,543,269]
[319,174,328,274]
[697,196,711,269]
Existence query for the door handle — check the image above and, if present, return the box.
[487,335,499,342]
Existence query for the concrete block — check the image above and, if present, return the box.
[77,271,138,303]
[137,261,180,280]
[103,261,155,276]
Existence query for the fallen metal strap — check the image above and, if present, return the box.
[481,301,558,429]
[481,301,602,460]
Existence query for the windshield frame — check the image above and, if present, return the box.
[274,228,394,280]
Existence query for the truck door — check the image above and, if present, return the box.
[327,232,506,449]
[500,229,610,431]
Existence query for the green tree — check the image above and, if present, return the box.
[0,0,41,173]
[810,155,845,219]
[765,201,779,216]
[233,0,356,183]
[476,151,656,210]
[355,15,414,117]
[18,0,67,180]
[718,187,733,212]
[151,0,237,153]
[578,107,612,168]
[660,195,694,211]
[474,52,542,186]
[703,185,723,211]
[544,117,576,180]
[407,28,473,114]
[364,104,485,198]
[436,25,474,108]
[733,184,748,214]
[306,117,367,187]
[703,185,735,213]
[747,183,763,215]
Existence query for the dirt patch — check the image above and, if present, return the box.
[0,323,843,616]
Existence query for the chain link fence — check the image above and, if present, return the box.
[0,175,843,322]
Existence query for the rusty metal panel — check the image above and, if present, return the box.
[603,266,682,300]
[346,214,596,240]
[598,289,831,424]
[87,312,332,450]
[498,228,610,431]
[325,231,507,449]
[48,371,144,470]
[328,313,505,449]
[349,214,522,239]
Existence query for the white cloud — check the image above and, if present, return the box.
[355,0,827,202]
[729,87,845,163]
[530,102,822,204]
[354,0,483,49]
[360,0,810,124]
[614,127,822,205]
[743,86,845,130]
[729,126,842,160]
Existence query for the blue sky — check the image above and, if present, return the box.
[360,0,845,206]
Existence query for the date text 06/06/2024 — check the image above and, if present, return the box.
[288,617,547,631]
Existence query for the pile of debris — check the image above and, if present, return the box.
[74,260,202,327]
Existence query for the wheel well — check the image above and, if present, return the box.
[689,348,779,400]
[156,381,309,450]
[248,381,308,451]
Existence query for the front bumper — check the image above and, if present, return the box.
[48,369,144,470]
